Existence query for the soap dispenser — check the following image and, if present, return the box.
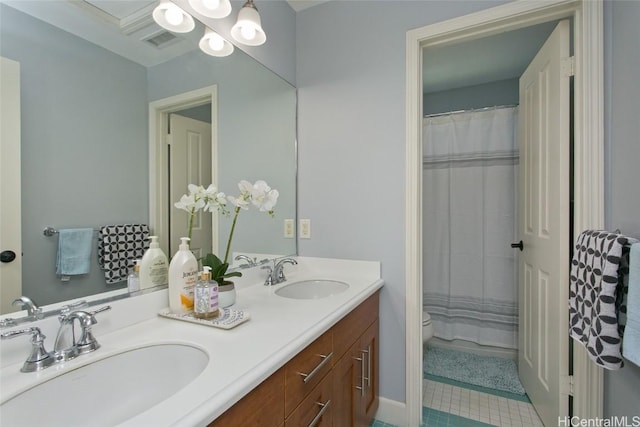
[194,266,219,319]
[127,260,140,293]
[139,236,168,290]
[168,237,198,313]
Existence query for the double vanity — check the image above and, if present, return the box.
[0,257,383,426]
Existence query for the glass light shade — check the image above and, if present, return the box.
[199,28,234,57]
[188,0,232,19]
[152,0,195,33]
[230,2,266,46]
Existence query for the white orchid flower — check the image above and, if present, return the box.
[250,180,279,212]
[227,195,250,210]
[187,183,203,195]
[175,179,279,265]
[174,194,197,212]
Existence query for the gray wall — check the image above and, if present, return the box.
[424,78,519,116]
[0,5,148,304]
[603,0,640,418]
[296,0,508,403]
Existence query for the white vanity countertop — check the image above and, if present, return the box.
[0,257,383,427]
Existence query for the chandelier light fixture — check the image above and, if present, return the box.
[152,0,195,33]
[188,0,232,19]
[230,0,266,46]
[199,28,234,57]
[152,0,266,57]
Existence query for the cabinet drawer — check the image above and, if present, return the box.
[285,371,333,427]
[209,368,284,427]
[332,291,379,360]
[285,331,333,415]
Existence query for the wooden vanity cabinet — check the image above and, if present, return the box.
[332,296,379,427]
[208,290,379,427]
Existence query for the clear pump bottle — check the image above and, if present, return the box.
[127,260,141,292]
[194,266,219,319]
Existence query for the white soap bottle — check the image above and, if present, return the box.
[139,236,169,290]
[168,237,198,313]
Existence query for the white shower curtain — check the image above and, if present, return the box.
[423,107,519,349]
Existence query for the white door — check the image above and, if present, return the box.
[517,20,571,427]
[0,57,22,314]
[168,114,213,259]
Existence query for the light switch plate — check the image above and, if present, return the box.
[300,219,311,239]
[284,219,295,238]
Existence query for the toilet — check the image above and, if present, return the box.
[423,310,434,343]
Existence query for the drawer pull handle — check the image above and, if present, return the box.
[363,345,371,387]
[308,399,331,427]
[353,351,366,396]
[298,352,333,384]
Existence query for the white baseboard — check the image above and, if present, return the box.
[375,397,408,426]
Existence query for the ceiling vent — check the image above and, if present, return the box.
[143,31,179,49]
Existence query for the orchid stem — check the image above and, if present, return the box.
[224,207,241,264]
[187,208,195,241]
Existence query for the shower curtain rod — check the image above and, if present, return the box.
[424,104,518,119]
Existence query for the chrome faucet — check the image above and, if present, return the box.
[234,254,257,267]
[54,306,111,360]
[262,258,298,286]
[12,296,43,320]
[272,258,298,285]
[1,305,112,372]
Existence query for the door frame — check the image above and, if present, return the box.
[0,57,22,314]
[149,85,219,256]
[405,1,604,426]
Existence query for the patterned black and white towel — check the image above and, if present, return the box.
[569,230,628,370]
[98,224,149,284]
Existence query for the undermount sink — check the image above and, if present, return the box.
[275,279,349,299]
[0,343,208,426]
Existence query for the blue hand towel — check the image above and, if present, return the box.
[623,243,640,367]
[56,228,94,276]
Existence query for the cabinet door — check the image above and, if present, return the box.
[332,342,360,426]
[359,319,379,426]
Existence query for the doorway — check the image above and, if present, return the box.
[149,85,219,258]
[405,2,605,427]
[421,19,566,426]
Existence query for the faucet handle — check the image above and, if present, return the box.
[70,307,110,354]
[262,265,274,286]
[89,305,112,317]
[59,300,89,318]
[1,327,54,372]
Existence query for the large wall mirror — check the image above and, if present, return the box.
[0,1,297,316]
